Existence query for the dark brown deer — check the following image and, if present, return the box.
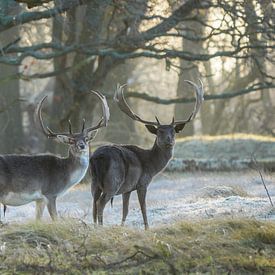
[90,80,204,229]
[0,91,109,221]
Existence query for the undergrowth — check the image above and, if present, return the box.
[0,219,275,274]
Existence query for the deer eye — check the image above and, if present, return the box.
[68,138,75,144]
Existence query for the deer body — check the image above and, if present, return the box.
[91,81,204,229]
[91,141,173,228]
[0,91,109,220]
[0,151,89,206]
[92,142,172,194]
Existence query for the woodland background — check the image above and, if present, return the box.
[0,0,274,155]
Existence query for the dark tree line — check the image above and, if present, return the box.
[0,0,274,153]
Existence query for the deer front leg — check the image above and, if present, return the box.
[35,199,46,220]
[121,192,131,226]
[97,193,112,226]
[137,188,149,230]
[47,197,57,221]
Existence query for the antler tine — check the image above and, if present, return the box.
[35,96,52,138]
[114,84,159,126]
[170,116,175,125]
[81,118,85,133]
[84,90,110,133]
[35,96,72,139]
[173,79,204,125]
[68,120,73,135]
[155,116,161,125]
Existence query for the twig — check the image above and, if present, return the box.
[252,156,274,207]
[105,249,157,269]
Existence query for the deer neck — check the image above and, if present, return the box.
[66,148,90,187]
[149,139,174,175]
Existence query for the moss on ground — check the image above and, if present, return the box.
[0,219,275,274]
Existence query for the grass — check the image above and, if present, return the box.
[0,219,275,274]
[200,185,249,198]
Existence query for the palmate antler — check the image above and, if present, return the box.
[36,90,110,139]
[114,80,204,127]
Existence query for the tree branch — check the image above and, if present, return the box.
[107,82,275,105]
[136,0,212,43]
[3,41,274,65]
[0,0,90,32]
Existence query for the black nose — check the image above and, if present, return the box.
[79,144,85,149]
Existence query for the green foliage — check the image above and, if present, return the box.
[0,219,275,274]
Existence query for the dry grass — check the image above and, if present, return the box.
[200,185,249,198]
[0,219,275,274]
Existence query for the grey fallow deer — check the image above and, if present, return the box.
[0,91,109,221]
[90,80,204,229]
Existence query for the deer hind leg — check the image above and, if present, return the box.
[3,205,7,217]
[96,193,112,226]
[121,192,131,226]
[36,199,46,220]
[47,197,57,221]
[137,188,149,230]
[92,187,102,225]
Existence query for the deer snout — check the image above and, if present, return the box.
[166,136,173,144]
[77,141,86,150]
[79,144,85,150]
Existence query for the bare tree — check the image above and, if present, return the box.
[0,0,274,144]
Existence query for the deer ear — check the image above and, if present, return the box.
[55,135,74,144]
[174,123,186,133]
[145,125,157,135]
[87,130,98,141]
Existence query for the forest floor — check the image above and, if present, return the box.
[1,171,275,273]
[0,170,275,274]
[2,171,275,226]
[2,134,275,273]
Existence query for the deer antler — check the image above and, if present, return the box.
[84,90,110,133]
[115,81,203,127]
[114,84,160,126]
[36,96,71,139]
[172,79,204,126]
[36,90,110,139]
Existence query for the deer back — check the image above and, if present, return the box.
[90,145,146,195]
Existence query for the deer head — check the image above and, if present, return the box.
[114,80,204,149]
[36,91,110,154]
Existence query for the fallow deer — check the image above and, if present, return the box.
[0,91,109,221]
[90,80,204,229]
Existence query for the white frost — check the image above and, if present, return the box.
[1,171,274,227]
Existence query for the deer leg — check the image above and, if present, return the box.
[121,192,131,226]
[96,193,112,226]
[137,188,149,230]
[47,197,57,221]
[92,187,102,224]
[3,205,7,217]
[35,199,46,220]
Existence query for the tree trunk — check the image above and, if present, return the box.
[0,1,23,153]
[103,62,137,144]
[175,10,205,136]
